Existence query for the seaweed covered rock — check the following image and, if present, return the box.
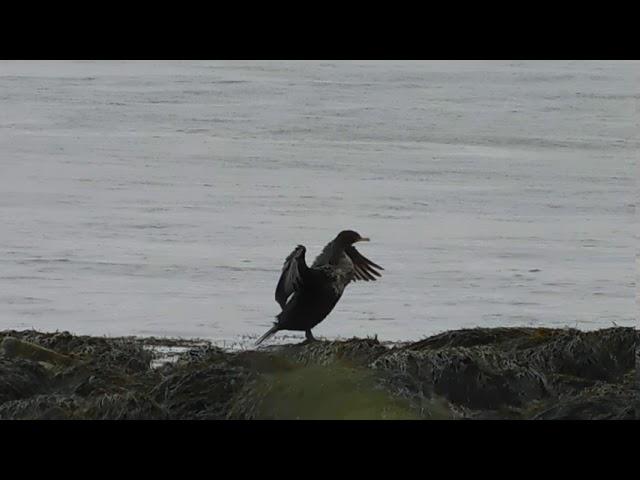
[82,392,169,420]
[0,394,84,420]
[636,336,640,420]
[152,362,251,419]
[372,345,548,411]
[406,327,562,351]
[0,357,53,404]
[0,330,154,374]
[2,336,75,367]
[0,392,169,420]
[0,330,159,419]
[0,326,636,420]
[531,382,635,420]
[265,337,389,367]
[513,328,634,384]
[375,327,636,419]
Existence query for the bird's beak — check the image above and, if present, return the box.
[357,237,370,242]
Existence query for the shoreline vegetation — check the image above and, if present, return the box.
[0,327,637,420]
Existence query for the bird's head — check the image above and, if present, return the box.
[335,230,370,246]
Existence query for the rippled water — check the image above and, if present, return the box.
[0,60,637,344]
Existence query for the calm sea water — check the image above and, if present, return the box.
[0,61,637,345]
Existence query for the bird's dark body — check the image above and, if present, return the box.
[255,230,383,345]
[275,263,346,332]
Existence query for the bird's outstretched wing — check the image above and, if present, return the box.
[345,246,384,282]
[275,245,308,309]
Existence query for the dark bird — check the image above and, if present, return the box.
[255,230,383,345]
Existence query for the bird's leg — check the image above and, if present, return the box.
[300,329,317,345]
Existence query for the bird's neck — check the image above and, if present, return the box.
[313,239,348,267]
[326,240,347,265]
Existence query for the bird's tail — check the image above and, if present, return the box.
[255,324,279,346]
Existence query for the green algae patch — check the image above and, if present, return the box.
[231,361,421,420]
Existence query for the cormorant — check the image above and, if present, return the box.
[255,230,383,345]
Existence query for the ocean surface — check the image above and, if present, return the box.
[0,60,637,345]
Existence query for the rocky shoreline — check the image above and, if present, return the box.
[1,327,637,420]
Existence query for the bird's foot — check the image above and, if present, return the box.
[300,330,317,345]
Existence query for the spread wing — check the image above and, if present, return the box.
[275,245,309,309]
[345,246,384,282]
